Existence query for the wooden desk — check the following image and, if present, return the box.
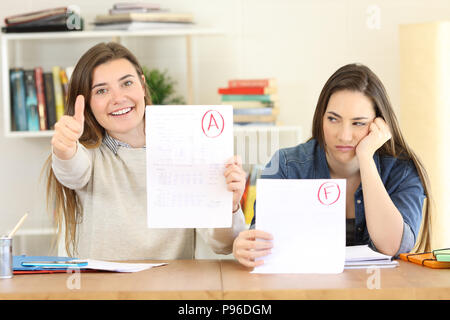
[0,259,449,299]
[0,260,222,300]
[220,260,450,300]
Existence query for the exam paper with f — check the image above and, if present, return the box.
[252,179,346,274]
[145,105,233,228]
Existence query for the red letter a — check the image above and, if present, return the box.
[208,114,219,130]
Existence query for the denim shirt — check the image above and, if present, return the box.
[250,139,425,257]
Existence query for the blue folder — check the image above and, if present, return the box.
[13,255,74,271]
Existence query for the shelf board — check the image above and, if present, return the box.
[5,126,302,138]
[5,130,54,138]
[0,28,222,40]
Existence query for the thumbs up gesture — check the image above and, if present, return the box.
[51,95,85,160]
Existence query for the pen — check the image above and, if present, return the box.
[8,212,28,238]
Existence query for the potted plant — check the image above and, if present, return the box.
[142,67,185,105]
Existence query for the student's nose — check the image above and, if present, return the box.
[338,124,353,143]
[110,87,127,105]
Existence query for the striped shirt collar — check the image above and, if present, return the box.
[102,132,145,155]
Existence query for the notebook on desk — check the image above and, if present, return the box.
[13,255,167,274]
[13,255,98,274]
[345,245,398,269]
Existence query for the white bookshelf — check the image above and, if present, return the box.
[1,28,222,138]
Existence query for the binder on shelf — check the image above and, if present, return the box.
[9,69,28,131]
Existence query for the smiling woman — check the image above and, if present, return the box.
[89,59,147,147]
[42,42,247,260]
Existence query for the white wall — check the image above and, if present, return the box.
[1,0,450,253]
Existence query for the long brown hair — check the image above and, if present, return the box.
[43,42,152,256]
[311,63,432,252]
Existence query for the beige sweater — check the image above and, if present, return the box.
[52,141,246,260]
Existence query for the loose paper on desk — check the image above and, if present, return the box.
[252,179,346,274]
[146,105,233,228]
[344,245,398,269]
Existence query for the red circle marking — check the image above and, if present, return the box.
[201,110,225,138]
[317,182,341,205]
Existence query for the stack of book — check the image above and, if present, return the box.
[2,7,83,33]
[218,78,280,126]
[9,66,74,132]
[93,3,194,30]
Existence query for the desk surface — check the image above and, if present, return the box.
[0,260,449,300]
[220,260,450,299]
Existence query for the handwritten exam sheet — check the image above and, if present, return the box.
[145,105,233,228]
[252,179,346,274]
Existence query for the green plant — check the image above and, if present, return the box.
[142,67,185,105]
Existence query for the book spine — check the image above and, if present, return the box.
[233,107,278,116]
[10,69,28,131]
[44,72,57,130]
[218,87,276,95]
[222,94,278,102]
[24,70,40,131]
[222,100,276,109]
[5,7,67,26]
[59,69,69,109]
[34,67,48,130]
[233,114,277,123]
[228,79,275,88]
[52,66,65,121]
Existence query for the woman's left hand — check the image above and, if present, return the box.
[224,155,247,213]
[356,117,392,159]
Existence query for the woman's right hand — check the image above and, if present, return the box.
[232,229,274,267]
[51,95,85,160]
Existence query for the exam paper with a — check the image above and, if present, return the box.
[146,105,233,228]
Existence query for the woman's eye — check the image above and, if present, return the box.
[327,116,337,122]
[96,88,107,95]
[124,80,133,86]
[353,122,367,126]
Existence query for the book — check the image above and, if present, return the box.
[6,13,69,27]
[34,67,48,131]
[113,2,162,10]
[52,66,65,122]
[60,69,69,108]
[218,86,277,95]
[93,21,193,31]
[345,245,398,269]
[222,100,277,109]
[24,70,40,131]
[95,12,194,23]
[43,73,56,130]
[222,94,278,102]
[10,69,28,131]
[4,7,68,26]
[233,107,279,116]
[109,8,166,15]
[234,114,278,123]
[2,21,83,33]
[228,78,277,88]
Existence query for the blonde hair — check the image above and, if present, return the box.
[43,42,152,256]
